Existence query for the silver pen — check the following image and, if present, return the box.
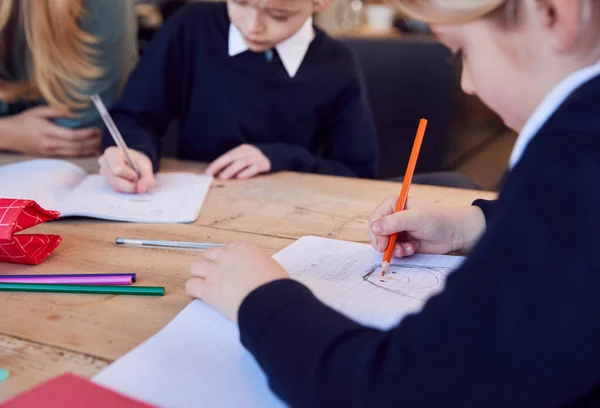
[91,94,141,179]
[116,237,226,250]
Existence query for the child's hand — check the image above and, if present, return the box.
[186,243,289,322]
[205,144,271,180]
[368,196,486,257]
[98,146,156,194]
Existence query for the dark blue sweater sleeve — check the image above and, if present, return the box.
[103,9,187,171]
[473,198,495,221]
[238,132,600,407]
[255,57,378,179]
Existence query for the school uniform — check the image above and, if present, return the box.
[237,61,600,407]
[105,2,378,178]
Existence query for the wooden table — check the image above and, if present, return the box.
[0,155,496,401]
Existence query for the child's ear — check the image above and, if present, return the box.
[537,0,586,52]
[313,0,335,13]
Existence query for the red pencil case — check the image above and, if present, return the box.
[0,198,61,265]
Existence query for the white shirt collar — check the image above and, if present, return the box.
[228,17,315,78]
[509,59,600,168]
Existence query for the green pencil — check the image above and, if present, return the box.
[0,283,165,296]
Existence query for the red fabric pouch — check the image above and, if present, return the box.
[0,198,61,265]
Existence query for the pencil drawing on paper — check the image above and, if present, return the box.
[362,263,451,300]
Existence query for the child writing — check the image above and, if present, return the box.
[0,0,137,157]
[185,0,600,406]
[99,0,378,193]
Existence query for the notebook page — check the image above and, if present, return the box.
[57,173,213,223]
[274,236,464,329]
[94,237,464,407]
[0,159,87,210]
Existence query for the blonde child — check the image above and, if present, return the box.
[185,0,600,406]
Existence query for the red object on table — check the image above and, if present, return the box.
[0,198,61,265]
[1,373,155,407]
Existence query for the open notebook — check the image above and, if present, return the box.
[95,236,464,407]
[0,159,212,223]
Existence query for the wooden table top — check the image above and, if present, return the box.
[0,154,496,401]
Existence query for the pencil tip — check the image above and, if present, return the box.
[381,262,389,276]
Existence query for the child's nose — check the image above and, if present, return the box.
[246,9,266,33]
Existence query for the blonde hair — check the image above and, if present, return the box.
[392,0,510,24]
[0,0,103,112]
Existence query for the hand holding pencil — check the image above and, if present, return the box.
[368,119,487,270]
[379,119,428,275]
[91,94,156,194]
[99,146,155,194]
[369,196,480,259]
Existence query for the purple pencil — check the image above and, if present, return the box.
[0,273,137,282]
[0,276,133,285]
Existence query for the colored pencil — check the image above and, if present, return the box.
[0,273,137,283]
[382,119,428,276]
[0,276,132,285]
[0,283,165,296]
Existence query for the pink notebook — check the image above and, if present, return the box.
[1,373,154,408]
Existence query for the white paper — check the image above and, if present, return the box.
[0,159,87,210]
[273,236,463,329]
[94,236,464,407]
[0,159,212,223]
[57,173,212,223]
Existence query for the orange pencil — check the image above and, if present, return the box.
[381,118,428,276]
